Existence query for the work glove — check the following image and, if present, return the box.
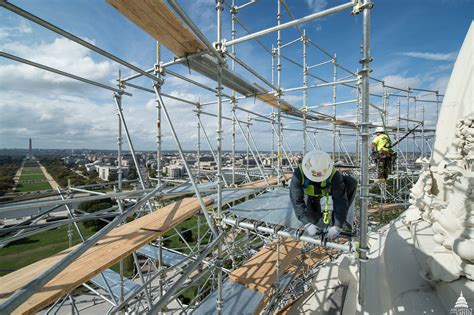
[304,223,319,236]
[327,225,342,239]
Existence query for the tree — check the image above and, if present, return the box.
[148,168,157,178]
[78,199,114,232]
[128,165,138,180]
[108,172,118,182]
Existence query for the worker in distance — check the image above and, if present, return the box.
[371,126,394,181]
[290,150,357,239]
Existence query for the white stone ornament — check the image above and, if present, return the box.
[406,23,474,282]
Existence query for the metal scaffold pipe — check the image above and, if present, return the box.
[0,1,162,83]
[302,29,308,155]
[223,217,351,252]
[114,95,148,191]
[231,0,237,186]
[167,0,225,64]
[233,111,270,186]
[216,2,225,308]
[0,183,166,314]
[147,233,224,314]
[154,86,219,238]
[225,1,354,47]
[226,51,277,91]
[0,52,132,96]
[155,42,163,188]
[332,57,337,161]
[277,0,282,184]
[196,116,229,187]
[358,0,372,307]
[116,84,123,192]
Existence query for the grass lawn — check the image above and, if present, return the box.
[19,174,47,181]
[0,223,96,276]
[23,161,39,167]
[21,167,42,174]
[162,215,211,254]
[16,181,51,192]
[16,163,51,192]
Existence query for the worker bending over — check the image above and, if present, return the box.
[371,127,393,180]
[290,150,357,239]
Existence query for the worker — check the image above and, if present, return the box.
[371,126,393,180]
[290,150,357,239]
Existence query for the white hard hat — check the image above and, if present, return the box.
[374,126,385,133]
[302,150,334,182]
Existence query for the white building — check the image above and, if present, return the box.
[168,166,182,178]
[97,165,129,181]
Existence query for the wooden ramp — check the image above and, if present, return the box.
[0,197,212,314]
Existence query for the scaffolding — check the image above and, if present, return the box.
[0,0,443,314]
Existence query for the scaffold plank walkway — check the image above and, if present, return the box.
[229,239,303,293]
[0,197,212,314]
[107,0,205,57]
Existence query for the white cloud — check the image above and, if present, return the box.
[306,0,328,12]
[0,37,124,149]
[0,91,117,148]
[400,51,457,61]
[429,75,450,94]
[371,74,421,94]
[304,1,327,31]
[0,36,279,151]
[1,38,116,90]
[0,21,32,39]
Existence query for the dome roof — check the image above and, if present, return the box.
[454,292,469,309]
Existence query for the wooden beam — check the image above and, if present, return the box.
[107,0,206,57]
[0,197,212,314]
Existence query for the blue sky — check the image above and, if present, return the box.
[0,0,472,152]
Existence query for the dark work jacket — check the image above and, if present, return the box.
[290,167,354,227]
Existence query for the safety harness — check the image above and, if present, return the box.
[298,164,336,225]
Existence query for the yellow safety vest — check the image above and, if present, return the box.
[298,164,336,197]
[372,134,392,152]
[298,164,336,225]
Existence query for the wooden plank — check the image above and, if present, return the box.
[107,0,205,57]
[368,203,404,213]
[252,245,332,315]
[0,249,72,299]
[0,197,212,314]
[229,239,303,293]
[286,246,331,276]
[240,174,292,188]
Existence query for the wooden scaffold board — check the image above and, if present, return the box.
[107,0,205,57]
[0,197,212,314]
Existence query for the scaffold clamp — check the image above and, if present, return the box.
[352,0,373,15]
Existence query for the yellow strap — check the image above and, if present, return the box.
[322,191,330,225]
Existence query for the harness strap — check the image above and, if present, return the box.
[298,164,334,225]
